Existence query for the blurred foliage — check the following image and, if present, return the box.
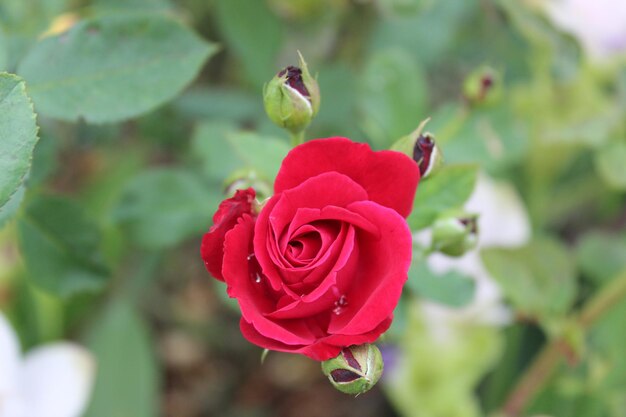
[0,0,625,416]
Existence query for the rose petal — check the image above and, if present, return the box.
[255,172,368,294]
[240,316,392,362]
[223,215,318,345]
[327,201,412,335]
[201,188,256,281]
[240,319,341,361]
[268,171,369,237]
[274,138,420,218]
[20,343,95,417]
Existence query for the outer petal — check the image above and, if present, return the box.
[20,343,95,417]
[240,319,341,361]
[328,201,412,335]
[223,215,319,346]
[0,313,21,397]
[240,316,392,361]
[201,188,256,281]
[274,137,420,218]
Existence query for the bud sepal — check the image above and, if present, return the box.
[391,119,443,179]
[263,52,320,135]
[431,211,479,257]
[321,344,384,396]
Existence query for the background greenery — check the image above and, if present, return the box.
[1,0,625,416]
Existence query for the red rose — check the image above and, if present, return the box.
[201,138,419,361]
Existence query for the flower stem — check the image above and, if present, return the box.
[290,130,305,147]
[500,270,626,417]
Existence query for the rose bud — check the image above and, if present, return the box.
[390,119,443,179]
[463,65,502,107]
[321,344,384,395]
[412,132,443,179]
[263,52,320,135]
[431,211,478,257]
[224,169,272,201]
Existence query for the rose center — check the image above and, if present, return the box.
[282,221,339,268]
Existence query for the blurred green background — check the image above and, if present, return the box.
[0,0,625,416]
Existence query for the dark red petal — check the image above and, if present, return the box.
[223,216,317,346]
[200,188,255,281]
[254,172,368,294]
[240,319,342,361]
[274,138,420,218]
[239,316,392,362]
[327,201,412,335]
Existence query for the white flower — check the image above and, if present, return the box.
[419,173,531,336]
[0,312,95,417]
[543,0,626,61]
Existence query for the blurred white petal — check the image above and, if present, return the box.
[20,343,95,417]
[424,252,512,332]
[418,173,529,332]
[465,173,530,249]
[545,0,626,60]
[0,313,21,396]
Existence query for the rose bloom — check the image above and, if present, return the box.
[201,138,419,360]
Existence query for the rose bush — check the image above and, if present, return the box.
[201,137,420,360]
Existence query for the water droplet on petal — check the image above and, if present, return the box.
[254,273,262,284]
[333,295,348,315]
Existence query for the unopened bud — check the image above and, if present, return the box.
[321,344,383,395]
[412,132,443,178]
[263,52,320,134]
[463,66,501,107]
[390,119,443,179]
[431,212,478,257]
[224,169,272,201]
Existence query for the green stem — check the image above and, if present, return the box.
[500,270,626,417]
[290,130,305,147]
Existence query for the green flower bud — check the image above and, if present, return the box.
[431,211,478,257]
[224,169,272,201]
[463,65,502,107]
[263,52,320,134]
[321,344,383,396]
[412,132,443,179]
[390,119,444,179]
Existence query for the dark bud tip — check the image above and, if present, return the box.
[479,75,494,100]
[413,134,435,175]
[278,66,309,98]
[459,217,478,234]
[342,348,362,372]
[330,369,361,383]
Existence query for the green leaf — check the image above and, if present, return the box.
[17,195,109,297]
[92,0,173,12]
[577,232,626,285]
[18,14,217,123]
[408,261,476,308]
[214,0,283,87]
[595,141,626,190]
[359,48,427,149]
[192,123,290,184]
[0,184,25,228]
[84,298,159,417]
[481,238,577,323]
[174,87,263,122]
[408,164,479,230]
[0,73,38,209]
[113,168,221,250]
[0,26,7,71]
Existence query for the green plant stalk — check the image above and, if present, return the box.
[290,130,305,147]
[501,270,626,417]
